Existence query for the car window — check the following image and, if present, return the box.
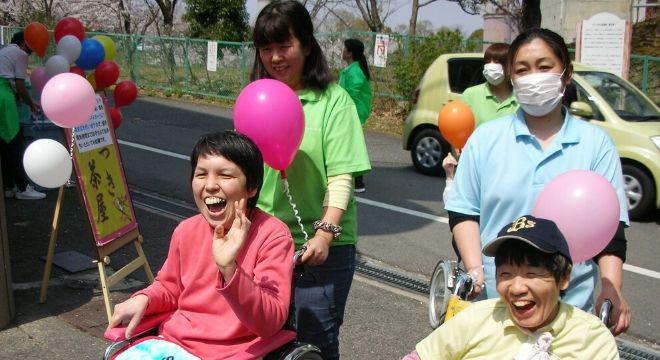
[576,71,659,121]
[573,82,604,121]
[448,58,485,94]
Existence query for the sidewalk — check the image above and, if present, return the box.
[2,185,170,359]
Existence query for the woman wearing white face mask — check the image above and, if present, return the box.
[461,43,518,127]
[445,28,631,336]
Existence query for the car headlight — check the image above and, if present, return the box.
[652,136,660,151]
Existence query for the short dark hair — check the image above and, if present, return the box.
[344,38,370,81]
[506,28,573,83]
[484,43,509,65]
[251,0,334,91]
[190,131,264,209]
[10,31,25,46]
[495,239,572,284]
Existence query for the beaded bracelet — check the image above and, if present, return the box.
[312,220,342,239]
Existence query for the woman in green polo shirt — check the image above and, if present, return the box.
[442,43,517,200]
[462,42,517,127]
[251,2,371,359]
[339,38,372,193]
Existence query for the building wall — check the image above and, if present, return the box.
[540,0,632,43]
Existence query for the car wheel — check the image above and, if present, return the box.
[411,128,448,176]
[622,164,655,220]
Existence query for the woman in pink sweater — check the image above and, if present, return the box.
[107,131,294,359]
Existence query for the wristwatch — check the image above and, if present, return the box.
[312,220,342,239]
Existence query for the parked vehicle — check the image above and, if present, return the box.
[403,53,660,219]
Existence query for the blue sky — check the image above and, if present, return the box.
[245,0,483,36]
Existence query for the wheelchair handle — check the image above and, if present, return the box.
[452,273,473,300]
[600,299,612,326]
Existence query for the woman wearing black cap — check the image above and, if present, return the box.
[405,216,619,360]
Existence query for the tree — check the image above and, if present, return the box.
[184,0,248,41]
[351,0,401,32]
[395,20,434,36]
[153,0,179,35]
[0,0,162,35]
[452,0,541,33]
[409,0,439,36]
[322,8,370,32]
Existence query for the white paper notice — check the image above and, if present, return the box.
[207,41,218,72]
[373,34,389,68]
[580,12,627,76]
[74,96,112,153]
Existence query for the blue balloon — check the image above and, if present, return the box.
[75,39,105,70]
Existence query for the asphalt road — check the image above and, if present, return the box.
[118,96,660,353]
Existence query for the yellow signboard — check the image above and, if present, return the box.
[65,95,137,246]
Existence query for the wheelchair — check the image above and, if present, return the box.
[103,249,323,360]
[427,259,614,330]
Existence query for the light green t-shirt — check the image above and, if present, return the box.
[416,298,619,360]
[338,61,372,125]
[461,82,518,127]
[257,83,371,247]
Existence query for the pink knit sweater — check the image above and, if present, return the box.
[135,209,294,359]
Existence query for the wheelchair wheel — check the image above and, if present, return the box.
[280,342,323,360]
[428,259,453,329]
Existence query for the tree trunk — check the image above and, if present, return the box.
[520,0,541,32]
[118,0,132,34]
[154,0,177,35]
[409,0,419,36]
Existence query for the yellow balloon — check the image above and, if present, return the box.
[93,35,116,61]
[86,71,97,91]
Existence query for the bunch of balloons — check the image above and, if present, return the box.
[22,17,139,189]
[26,17,137,130]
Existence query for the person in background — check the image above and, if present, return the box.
[0,31,45,200]
[462,42,517,127]
[445,28,630,336]
[251,2,371,359]
[403,216,619,360]
[339,38,372,193]
[441,43,516,202]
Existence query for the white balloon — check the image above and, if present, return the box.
[56,35,82,64]
[45,55,70,78]
[23,139,72,189]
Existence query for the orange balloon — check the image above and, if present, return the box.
[24,22,49,57]
[437,100,475,149]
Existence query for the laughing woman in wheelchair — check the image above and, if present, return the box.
[405,216,619,360]
[105,131,295,359]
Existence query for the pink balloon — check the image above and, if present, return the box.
[233,79,304,171]
[532,170,620,263]
[41,73,96,128]
[30,67,48,93]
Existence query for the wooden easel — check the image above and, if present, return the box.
[39,96,154,322]
[39,184,154,322]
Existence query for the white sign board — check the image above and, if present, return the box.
[73,96,113,153]
[373,34,389,68]
[578,12,629,77]
[207,41,218,72]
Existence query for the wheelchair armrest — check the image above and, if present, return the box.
[226,329,297,360]
[104,312,172,342]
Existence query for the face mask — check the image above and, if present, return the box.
[483,63,504,85]
[512,70,565,117]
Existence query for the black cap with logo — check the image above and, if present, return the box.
[482,215,572,263]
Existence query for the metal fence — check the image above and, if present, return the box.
[2,26,658,104]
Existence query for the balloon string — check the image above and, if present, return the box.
[282,178,308,242]
[68,128,75,160]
